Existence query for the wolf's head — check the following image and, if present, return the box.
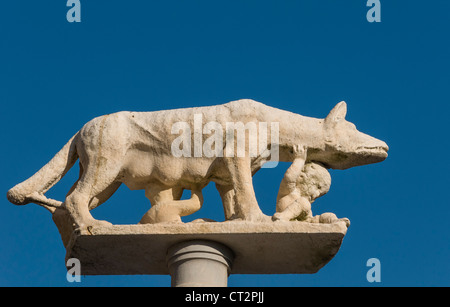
[312,101,388,170]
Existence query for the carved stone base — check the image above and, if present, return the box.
[65,220,348,275]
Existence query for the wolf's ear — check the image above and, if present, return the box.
[325,101,347,124]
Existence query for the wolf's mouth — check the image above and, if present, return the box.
[357,145,388,151]
[355,145,389,157]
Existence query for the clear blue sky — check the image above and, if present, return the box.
[1,1,448,286]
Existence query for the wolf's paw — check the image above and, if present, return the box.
[272,212,290,222]
[79,219,113,231]
[243,211,271,223]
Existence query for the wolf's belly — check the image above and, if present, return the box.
[119,151,228,190]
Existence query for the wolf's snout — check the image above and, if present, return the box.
[372,140,388,153]
[376,141,389,157]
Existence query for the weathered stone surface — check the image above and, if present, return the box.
[66,220,348,275]
[7,99,388,228]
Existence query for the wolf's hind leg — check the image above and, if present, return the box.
[64,160,122,229]
[64,187,104,229]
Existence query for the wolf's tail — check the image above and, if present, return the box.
[7,132,80,208]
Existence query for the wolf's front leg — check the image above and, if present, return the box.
[223,156,269,222]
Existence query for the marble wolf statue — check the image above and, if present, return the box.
[7,99,388,228]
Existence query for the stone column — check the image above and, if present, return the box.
[167,240,234,287]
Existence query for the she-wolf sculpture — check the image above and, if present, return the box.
[7,99,388,230]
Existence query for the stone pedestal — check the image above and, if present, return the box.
[167,240,234,287]
[65,220,348,286]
